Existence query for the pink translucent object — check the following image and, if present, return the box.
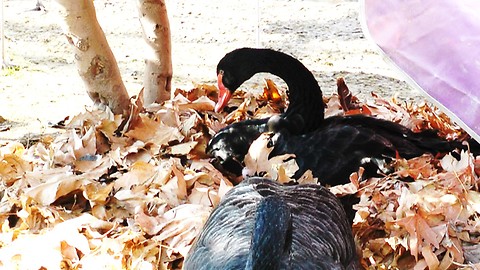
[362,0,480,141]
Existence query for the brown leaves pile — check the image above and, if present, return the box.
[1,78,479,269]
[0,87,233,269]
[354,151,480,269]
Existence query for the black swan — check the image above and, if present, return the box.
[208,47,477,185]
[183,177,361,270]
[208,48,323,176]
[214,48,324,132]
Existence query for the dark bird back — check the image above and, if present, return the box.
[269,114,468,186]
[184,177,361,270]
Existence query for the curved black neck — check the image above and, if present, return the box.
[246,196,291,270]
[248,49,325,133]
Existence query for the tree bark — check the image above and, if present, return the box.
[55,0,131,115]
[137,0,173,105]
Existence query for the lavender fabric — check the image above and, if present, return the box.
[362,0,480,141]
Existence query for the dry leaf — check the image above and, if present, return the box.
[243,133,299,182]
[126,115,184,146]
[178,95,215,111]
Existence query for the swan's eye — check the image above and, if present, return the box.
[218,69,233,86]
[222,72,234,87]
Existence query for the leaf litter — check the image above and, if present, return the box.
[0,78,479,269]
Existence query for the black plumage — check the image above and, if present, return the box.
[208,48,323,175]
[208,118,269,176]
[208,47,477,185]
[214,48,324,132]
[268,113,464,186]
[183,177,361,270]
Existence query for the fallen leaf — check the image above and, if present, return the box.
[126,115,184,147]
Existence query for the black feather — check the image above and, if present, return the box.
[269,114,465,186]
[208,48,479,185]
[184,177,361,270]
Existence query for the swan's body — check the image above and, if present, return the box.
[268,113,459,185]
[184,177,360,270]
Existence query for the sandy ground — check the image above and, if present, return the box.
[0,0,422,141]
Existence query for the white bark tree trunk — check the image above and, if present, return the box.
[137,0,173,105]
[55,0,131,115]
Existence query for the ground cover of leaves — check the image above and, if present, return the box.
[1,79,479,269]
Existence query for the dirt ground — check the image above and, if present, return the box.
[0,0,423,141]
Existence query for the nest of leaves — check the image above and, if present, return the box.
[1,78,479,269]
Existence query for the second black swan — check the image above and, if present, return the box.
[208,48,477,185]
[183,177,361,270]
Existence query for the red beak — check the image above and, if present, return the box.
[215,73,232,112]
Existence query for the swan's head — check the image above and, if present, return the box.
[215,48,261,112]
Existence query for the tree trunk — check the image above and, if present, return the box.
[137,0,172,105]
[55,0,131,115]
